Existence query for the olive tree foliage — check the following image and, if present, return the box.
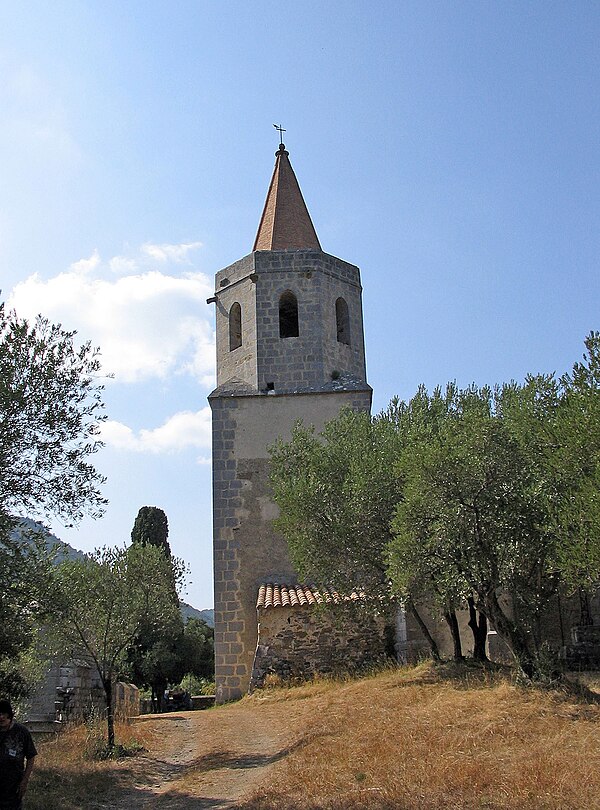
[0,301,107,525]
[550,332,600,608]
[50,544,186,749]
[269,409,403,600]
[385,386,486,661]
[269,402,484,660]
[0,517,57,703]
[388,378,562,678]
[268,335,600,679]
[181,617,215,681]
[0,301,107,699]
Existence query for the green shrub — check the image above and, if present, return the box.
[177,673,215,695]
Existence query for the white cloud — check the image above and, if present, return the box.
[70,250,101,275]
[109,255,138,275]
[142,241,203,263]
[102,408,212,454]
[8,245,215,386]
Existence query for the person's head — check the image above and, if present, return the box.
[0,700,14,730]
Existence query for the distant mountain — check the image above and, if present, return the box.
[10,519,214,625]
[180,602,214,627]
[11,518,85,562]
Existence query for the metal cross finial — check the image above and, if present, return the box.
[273,123,286,146]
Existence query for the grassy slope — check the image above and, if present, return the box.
[240,663,600,810]
[28,663,600,810]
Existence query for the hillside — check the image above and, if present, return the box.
[11,518,85,561]
[179,602,214,627]
[10,518,213,625]
[27,662,600,809]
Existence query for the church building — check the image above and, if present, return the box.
[208,140,373,701]
[209,141,600,701]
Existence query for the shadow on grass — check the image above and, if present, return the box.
[183,733,316,773]
[29,759,250,810]
[28,761,140,810]
[380,658,600,706]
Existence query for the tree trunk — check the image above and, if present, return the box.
[444,609,463,661]
[483,590,535,679]
[104,676,115,750]
[154,677,168,712]
[467,596,488,662]
[407,598,441,661]
[579,587,593,627]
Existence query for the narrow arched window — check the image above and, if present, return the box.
[336,297,350,345]
[229,302,242,350]
[279,291,299,338]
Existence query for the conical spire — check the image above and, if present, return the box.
[253,143,321,251]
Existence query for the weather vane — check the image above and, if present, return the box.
[273,123,286,146]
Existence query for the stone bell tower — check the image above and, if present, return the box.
[209,140,371,701]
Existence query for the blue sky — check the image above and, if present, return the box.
[2,2,599,610]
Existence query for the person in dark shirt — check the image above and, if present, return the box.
[0,700,36,810]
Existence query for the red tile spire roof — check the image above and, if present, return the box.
[253,143,322,251]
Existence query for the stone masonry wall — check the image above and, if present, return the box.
[253,251,366,392]
[211,246,371,703]
[211,388,372,703]
[24,658,139,732]
[215,254,258,388]
[213,251,367,395]
[250,605,388,690]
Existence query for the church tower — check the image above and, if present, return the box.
[209,141,371,701]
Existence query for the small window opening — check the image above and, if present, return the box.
[229,302,242,351]
[336,297,350,345]
[266,381,275,391]
[279,291,299,338]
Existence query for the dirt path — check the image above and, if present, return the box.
[104,702,295,809]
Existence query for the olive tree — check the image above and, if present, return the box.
[0,301,107,697]
[51,544,185,749]
[270,409,402,600]
[550,332,600,621]
[389,379,561,679]
[0,301,107,525]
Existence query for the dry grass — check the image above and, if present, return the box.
[27,720,155,810]
[240,662,600,810]
[23,664,600,809]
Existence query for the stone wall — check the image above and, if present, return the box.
[210,246,372,703]
[24,657,139,733]
[250,603,389,690]
[113,681,140,720]
[214,253,257,388]
[400,588,600,669]
[211,387,372,703]
[213,250,367,394]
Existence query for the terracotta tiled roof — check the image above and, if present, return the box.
[253,144,321,251]
[256,582,363,610]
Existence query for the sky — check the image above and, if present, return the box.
[2,2,599,610]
